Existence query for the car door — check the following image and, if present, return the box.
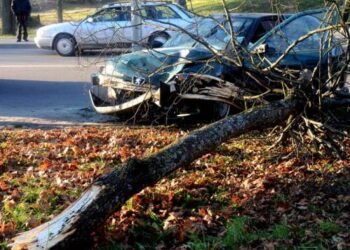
[76,7,132,48]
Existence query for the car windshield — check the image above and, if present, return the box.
[163,17,253,49]
[163,18,219,47]
[200,18,253,50]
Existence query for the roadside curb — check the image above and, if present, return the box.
[0,42,36,49]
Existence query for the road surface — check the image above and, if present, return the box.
[0,46,115,127]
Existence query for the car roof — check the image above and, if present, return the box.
[102,1,173,8]
[231,13,285,18]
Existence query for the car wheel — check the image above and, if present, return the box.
[214,102,231,119]
[54,34,76,56]
[148,32,169,48]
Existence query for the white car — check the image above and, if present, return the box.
[34,2,196,56]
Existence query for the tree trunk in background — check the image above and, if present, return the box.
[1,0,15,34]
[9,99,301,249]
[131,0,142,51]
[57,0,63,23]
[342,0,350,21]
[176,0,187,9]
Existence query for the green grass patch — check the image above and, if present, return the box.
[271,223,290,240]
[318,220,342,235]
[186,217,292,249]
[222,217,258,247]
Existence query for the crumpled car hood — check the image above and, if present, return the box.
[103,47,213,87]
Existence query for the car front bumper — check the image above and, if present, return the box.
[34,36,53,49]
[89,73,162,115]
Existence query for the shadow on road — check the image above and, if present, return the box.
[0,79,114,127]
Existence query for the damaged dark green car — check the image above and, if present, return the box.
[89,9,344,119]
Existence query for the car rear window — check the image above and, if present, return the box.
[142,5,180,20]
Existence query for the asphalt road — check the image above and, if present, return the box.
[0,46,114,127]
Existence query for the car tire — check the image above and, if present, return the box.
[213,102,231,119]
[148,32,169,48]
[202,101,231,121]
[54,34,76,57]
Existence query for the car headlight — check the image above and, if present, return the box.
[36,28,45,37]
[36,27,55,37]
[91,73,100,85]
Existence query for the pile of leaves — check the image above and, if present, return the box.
[0,126,349,249]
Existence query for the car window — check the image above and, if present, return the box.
[251,19,282,44]
[261,19,282,32]
[228,18,253,37]
[265,14,322,53]
[203,26,229,50]
[141,6,156,19]
[153,5,180,19]
[93,7,131,22]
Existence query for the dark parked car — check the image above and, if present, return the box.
[89,9,342,119]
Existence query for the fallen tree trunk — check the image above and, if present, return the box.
[10,99,302,249]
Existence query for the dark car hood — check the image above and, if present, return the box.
[103,47,213,87]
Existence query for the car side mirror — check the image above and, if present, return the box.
[252,43,268,54]
[87,17,94,23]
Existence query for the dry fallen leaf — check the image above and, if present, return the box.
[0,180,9,191]
[38,158,52,172]
[11,243,29,250]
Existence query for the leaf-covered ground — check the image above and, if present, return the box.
[0,126,349,249]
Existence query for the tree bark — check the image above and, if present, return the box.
[1,0,15,34]
[9,99,301,249]
[131,0,142,52]
[57,0,63,23]
[343,0,350,22]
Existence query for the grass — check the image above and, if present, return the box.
[189,0,324,14]
[0,21,37,40]
[32,7,96,25]
[0,5,94,39]
[186,217,291,249]
[222,217,258,247]
[318,220,343,235]
[271,223,290,240]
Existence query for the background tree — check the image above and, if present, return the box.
[1,0,15,34]
[176,0,187,9]
[57,0,63,23]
